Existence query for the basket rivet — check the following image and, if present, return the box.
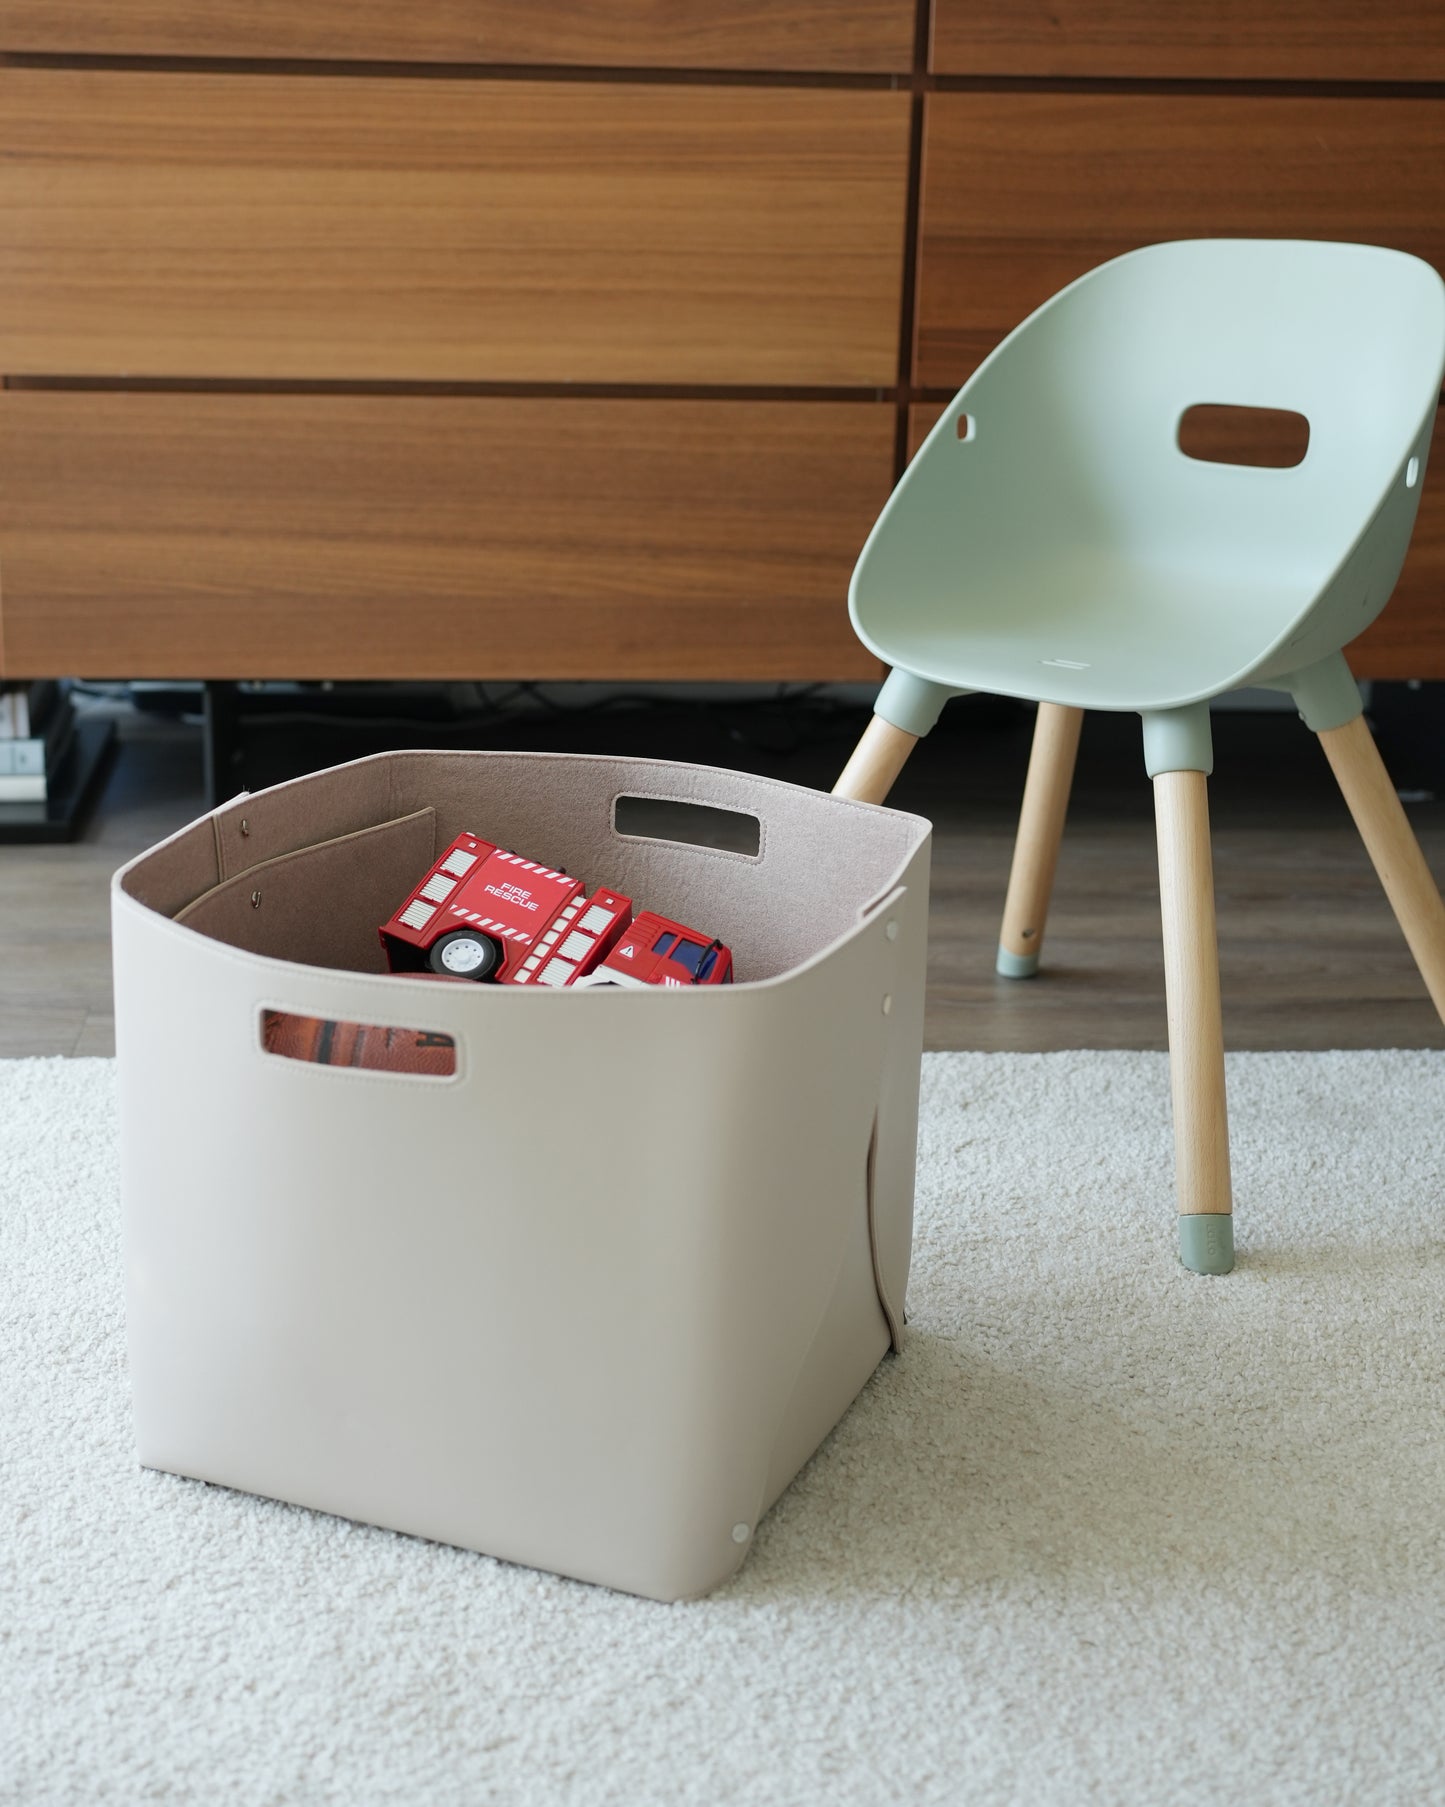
[239,818,250,837]
[251,890,262,909]
[885,919,899,941]
[731,1523,751,1544]
[881,993,892,1015]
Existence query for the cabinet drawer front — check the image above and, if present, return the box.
[905,404,1445,681]
[0,73,911,385]
[0,395,891,682]
[917,93,1445,390]
[930,0,1445,81]
[0,0,917,72]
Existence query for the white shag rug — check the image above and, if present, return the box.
[3,1050,1444,1807]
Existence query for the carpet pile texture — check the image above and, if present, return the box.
[3,1050,1443,1805]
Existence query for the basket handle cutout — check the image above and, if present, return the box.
[614,795,761,857]
[260,1008,457,1078]
[1177,403,1310,469]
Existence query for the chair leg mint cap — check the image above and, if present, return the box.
[1179,1214,1235,1275]
[873,667,963,739]
[1142,702,1214,779]
[1283,650,1366,734]
[995,946,1040,978]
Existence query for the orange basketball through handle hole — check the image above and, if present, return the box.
[260,1010,457,1077]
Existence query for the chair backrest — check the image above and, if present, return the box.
[853,240,1445,707]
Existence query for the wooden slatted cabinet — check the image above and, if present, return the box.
[1,0,918,71]
[0,74,911,387]
[929,0,1445,81]
[1,0,1443,684]
[0,394,894,681]
[0,51,910,680]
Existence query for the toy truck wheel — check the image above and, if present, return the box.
[428,928,503,981]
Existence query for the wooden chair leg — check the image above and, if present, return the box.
[832,713,919,806]
[996,702,1084,977]
[1316,712,1445,1022]
[1154,769,1234,1274]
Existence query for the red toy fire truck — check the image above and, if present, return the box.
[379,831,734,990]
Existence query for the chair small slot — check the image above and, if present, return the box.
[1177,403,1310,468]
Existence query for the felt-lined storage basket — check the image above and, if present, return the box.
[113,750,931,1601]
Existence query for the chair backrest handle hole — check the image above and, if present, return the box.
[1177,403,1310,469]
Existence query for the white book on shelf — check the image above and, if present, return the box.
[0,740,45,777]
[0,683,74,790]
[0,680,66,742]
[0,773,47,804]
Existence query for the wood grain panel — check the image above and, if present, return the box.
[0,393,891,681]
[930,0,1445,81]
[0,0,917,72]
[0,72,911,385]
[907,403,1445,680]
[916,93,1445,390]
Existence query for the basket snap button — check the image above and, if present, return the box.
[731,1523,751,1544]
[881,994,893,1016]
[886,919,899,941]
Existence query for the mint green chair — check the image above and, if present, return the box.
[832,239,1445,1275]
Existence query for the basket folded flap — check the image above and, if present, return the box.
[175,808,436,972]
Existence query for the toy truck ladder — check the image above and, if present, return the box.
[511,888,631,988]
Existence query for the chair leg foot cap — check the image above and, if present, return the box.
[1179,1214,1234,1275]
[996,946,1040,980]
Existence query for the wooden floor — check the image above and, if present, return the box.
[2,693,1443,1057]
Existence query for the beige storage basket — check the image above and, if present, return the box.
[113,749,931,1601]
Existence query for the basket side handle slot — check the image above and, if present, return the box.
[259,1008,458,1079]
[613,794,762,858]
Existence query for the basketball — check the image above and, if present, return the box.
[261,1010,456,1077]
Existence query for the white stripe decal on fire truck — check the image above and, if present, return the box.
[573,968,647,990]
[444,908,531,943]
[492,852,565,881]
